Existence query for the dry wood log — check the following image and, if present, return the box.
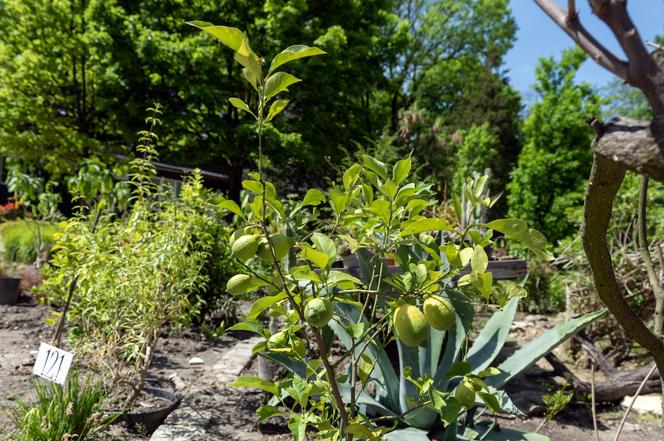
[541,353,661,403]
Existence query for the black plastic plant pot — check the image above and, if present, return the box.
[121,387,181,435]
[0,276,21,305]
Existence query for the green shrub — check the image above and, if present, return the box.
[41,108,208,408]
[178,171,240,320]
[7,372,111,441]
[452,123,499,195]
[0,220,60,264]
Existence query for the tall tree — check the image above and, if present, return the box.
[507,48,600,243]
[0,0,112,177]
[380,0,521,199]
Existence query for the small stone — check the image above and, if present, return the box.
[621,394,662,416]
[188,356,205,367]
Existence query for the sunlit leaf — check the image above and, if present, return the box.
[264,72,301,100]
[266,99,289,122]
[269,44,326,74]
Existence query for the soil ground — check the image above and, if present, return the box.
[0,300,660,441]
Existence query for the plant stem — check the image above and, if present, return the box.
[614,363,658,441]
[591,363,600,441]
[637,175,664,428]
[312,327,351,441]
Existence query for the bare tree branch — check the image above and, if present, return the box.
[589,0,664,114]
[534,0,628,80]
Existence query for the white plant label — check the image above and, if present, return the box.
[33,342,73,385]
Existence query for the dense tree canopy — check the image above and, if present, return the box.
[0,0,522,204]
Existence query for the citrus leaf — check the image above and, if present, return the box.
[269,44,326,74]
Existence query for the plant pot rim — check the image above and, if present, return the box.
[111,387,180,434]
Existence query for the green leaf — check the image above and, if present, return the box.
[247,292,288,320]
[392,157,411,185]
[362,155,388,181]
[311,232,336,264]
[226,320,264,334]
[187,22,252,56]
[256,405,283,423]
[264,72,301,100]
[329,189,349,215]
[287,414,307,441]
[228,375,278,395]
[300,244,330,269]
[488,309,607,388]
[347,423,375,439]
[302,188,325,206]
[343,163,362,190]
[400,217,451,236]
[470,245,488,273]
[217,199,244,219]
[228,97,256,118]
[289,265,322,283]
[484,219,554,261]
[269,44,326,74]
[327,270,361,286]
[265,99,288,122]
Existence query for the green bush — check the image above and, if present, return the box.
[0,220,60,264]
[452,123,499,195]
[178,171,240,320]
[7,372,111,441]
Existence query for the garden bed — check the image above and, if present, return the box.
[0,301,659,440]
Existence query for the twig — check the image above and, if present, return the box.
[591,363,601,441]
[613,363,658,441]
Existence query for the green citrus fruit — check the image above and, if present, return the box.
[304,298,334,327]
[268,330,288,347]
[258,234,292,261]
[393,303,430,347]
[423,295,456,331]
[226,274,253,295]
[455,380,476,407]
[231,234,260,261]
[229,228,246,247]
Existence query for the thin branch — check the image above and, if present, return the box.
[613,363,658,441]
[637,175,664,337]
[533,0,628,80]
[591,363,601,441]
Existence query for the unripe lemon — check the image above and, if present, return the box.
[455,380,476,407]
[258,234,292,262]
[304,298,334,327]
[393,303,429,347]
[231,234,260,261]
[268,330,288,348]
[226,274,253,295]
[423,295,456,331]
[229,228,246,247]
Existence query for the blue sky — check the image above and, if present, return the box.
[506,1,664,95]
